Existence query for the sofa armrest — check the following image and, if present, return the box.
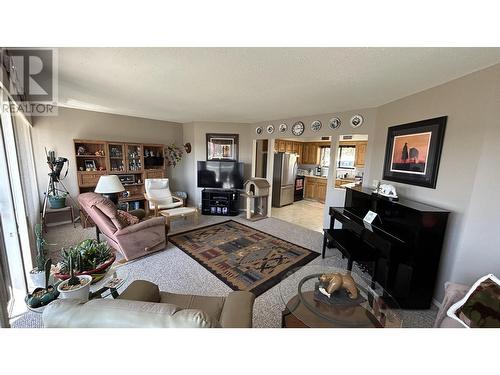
[219,291,255,328]
[434,281,469,328]
[118,280,161,303]
[115,217,165,236]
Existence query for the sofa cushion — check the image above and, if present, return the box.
[160,292,225,323]
[42,298,219,328]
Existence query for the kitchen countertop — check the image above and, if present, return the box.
[303,175,328,180]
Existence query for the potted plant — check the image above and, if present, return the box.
[48,192,67,209]
[57,255,92,301]
[55,239,115,283]
[29,223,55,288]
[26,258,60,310]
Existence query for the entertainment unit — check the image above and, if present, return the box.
[201,189,240,216]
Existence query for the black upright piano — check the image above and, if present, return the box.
[323,186,449,309]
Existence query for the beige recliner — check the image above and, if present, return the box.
[144,178,183,216]
[42,280,255,328]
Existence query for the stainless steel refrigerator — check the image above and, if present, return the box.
[272,152,298,207]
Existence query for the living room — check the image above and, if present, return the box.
[1,2,499,374]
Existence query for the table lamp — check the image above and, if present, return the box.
[95,175,125,205]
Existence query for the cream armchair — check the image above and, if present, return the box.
[144,178,183,216]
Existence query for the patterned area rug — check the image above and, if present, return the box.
[169,220,319,296]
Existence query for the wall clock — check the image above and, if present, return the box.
[266,124,275,134]
[291,121,305,136]
[329,117,341,129]
[311,120,322,132]
[279,123,287,133]
[350,115,364,128]
[255,127,263,135]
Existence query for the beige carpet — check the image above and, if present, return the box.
[12,213,438,328]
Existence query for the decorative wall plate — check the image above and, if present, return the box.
[266,124,275,134]
[311,120,322,132]
[350,115,364,128]
[279,123,287,133]
[329,117,341,130]
[291,121,305,136]
[256,126,263,135]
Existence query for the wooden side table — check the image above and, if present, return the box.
[43,206,75,232]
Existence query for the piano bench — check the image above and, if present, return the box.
[322,228,380,275]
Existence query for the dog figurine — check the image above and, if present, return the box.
[318,272,358,299]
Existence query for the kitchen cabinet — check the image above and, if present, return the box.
[355,141,367,167]
[304,176,327,203]
[338,141,367,167]
[302,143,320,164]
[275,140,286,152]
[273,140,329,166]
[296,142,303,160]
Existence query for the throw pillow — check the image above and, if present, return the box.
[117,210,140,226]
[447,274,500,328]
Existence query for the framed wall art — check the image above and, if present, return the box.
[206,133,239,161]
[382,116,447,188]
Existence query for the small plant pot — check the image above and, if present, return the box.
[48,196,66,209]
[57,275,92,301]
[29,269,56,288]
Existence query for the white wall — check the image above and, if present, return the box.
[31,107,184,205]
[252,108,378,227]
[252,64,500,301]
[365,63,500,300]
[179,121,253,208]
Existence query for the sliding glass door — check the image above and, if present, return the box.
[0,87,36,319]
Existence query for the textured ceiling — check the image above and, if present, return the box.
[54,47,500,123]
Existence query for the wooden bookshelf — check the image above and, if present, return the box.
[74,139,166,226]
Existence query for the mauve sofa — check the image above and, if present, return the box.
[78,192,167,261]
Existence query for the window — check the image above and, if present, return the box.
[336,145,356,169]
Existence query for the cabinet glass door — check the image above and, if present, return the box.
[126,144,143,171]
[108,143,125,172]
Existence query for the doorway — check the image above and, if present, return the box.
[269,137,331,233]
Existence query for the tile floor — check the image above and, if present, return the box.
[271,199,325,232]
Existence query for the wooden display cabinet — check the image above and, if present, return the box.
[74,139,166,226]
[74,140,108,173]
[143,144,165,170]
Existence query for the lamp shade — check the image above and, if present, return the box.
[94,175,125,194]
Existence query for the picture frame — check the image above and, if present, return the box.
[84,159,97,170]
[206,133,239,161]
[382,116,447,188]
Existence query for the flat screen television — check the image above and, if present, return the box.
[197,161,244,189]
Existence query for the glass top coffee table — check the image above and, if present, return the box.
[279,265,402,328]
[89,267,128,299]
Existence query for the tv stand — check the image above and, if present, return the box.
[201,189,240,216]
